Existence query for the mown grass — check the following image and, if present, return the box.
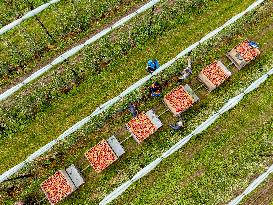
[0,1,272,204]
[0,0,146,89]
[0,0,258,173]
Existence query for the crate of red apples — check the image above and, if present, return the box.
[85,139,120,173]
[164,84,199,116]
[41,170,76,205]
[199,61,231,91]
[226,40,260,69]
[127,110,162,143]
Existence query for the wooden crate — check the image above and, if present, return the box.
[164,84,199,116]
[126,110,162,143]
[226,48,247,70]
[65,164,85,189]
[41,170,76,205]
[198,61,231,91]
[84,139,118,173]
[226,41,260,70]
[107,135,125,157]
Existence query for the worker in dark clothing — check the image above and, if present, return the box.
[128,103,138,118]
[248,41,259,48]
[147,59,160,74]
[149,81,162,97]
[170,120,183,130]
[178,57,192,81]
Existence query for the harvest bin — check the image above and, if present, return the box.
[164,84,199,116]
[198,61,231,91]
[85,137,124,173]
[41,166,84,205]
[126,109,163,144]
[226,40,260,70]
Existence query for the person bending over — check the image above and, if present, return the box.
[149,81,162,97]
[147,59,160,74]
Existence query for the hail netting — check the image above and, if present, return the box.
[228,163,273,205]
[0,0,265,183]
[0,0,161,102]
[0,0,61,36]
[100,67,273,205]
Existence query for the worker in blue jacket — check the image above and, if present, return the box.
[149,81,162,97]
[147,59,160,74]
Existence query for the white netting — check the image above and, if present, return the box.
[0,0,266,183]
[25,140,57,163]
[100,181,132,204]
[0,0,160,102]
[227,69,273,205]
[229,163,273,205]
[0,0,61,35]
[161,134,192,159]
[132,158,162,182]
[244,74,268,94]
[1,0,265,101]
[218,94,244,115]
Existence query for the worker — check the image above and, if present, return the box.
[248,41,259,48]
[170,120,183,130]
[128,103,138,118]
[147,59,160,74]
[178,57,192,81]
[149,81,162,97]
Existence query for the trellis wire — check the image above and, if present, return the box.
[0,0,61,35]
[120,135,132,144]
[0,0,265,183]
[99,66,273,205]
[0,0,161,102]
[80,165,90,173]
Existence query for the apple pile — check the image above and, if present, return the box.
[41,171,73,204]
[235,41,258,62]
[85,139,118,173]
[202,61,229,86]
[165,86,193,113]
[127,113,157,142]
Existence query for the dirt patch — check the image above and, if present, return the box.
[179,168,205,187]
